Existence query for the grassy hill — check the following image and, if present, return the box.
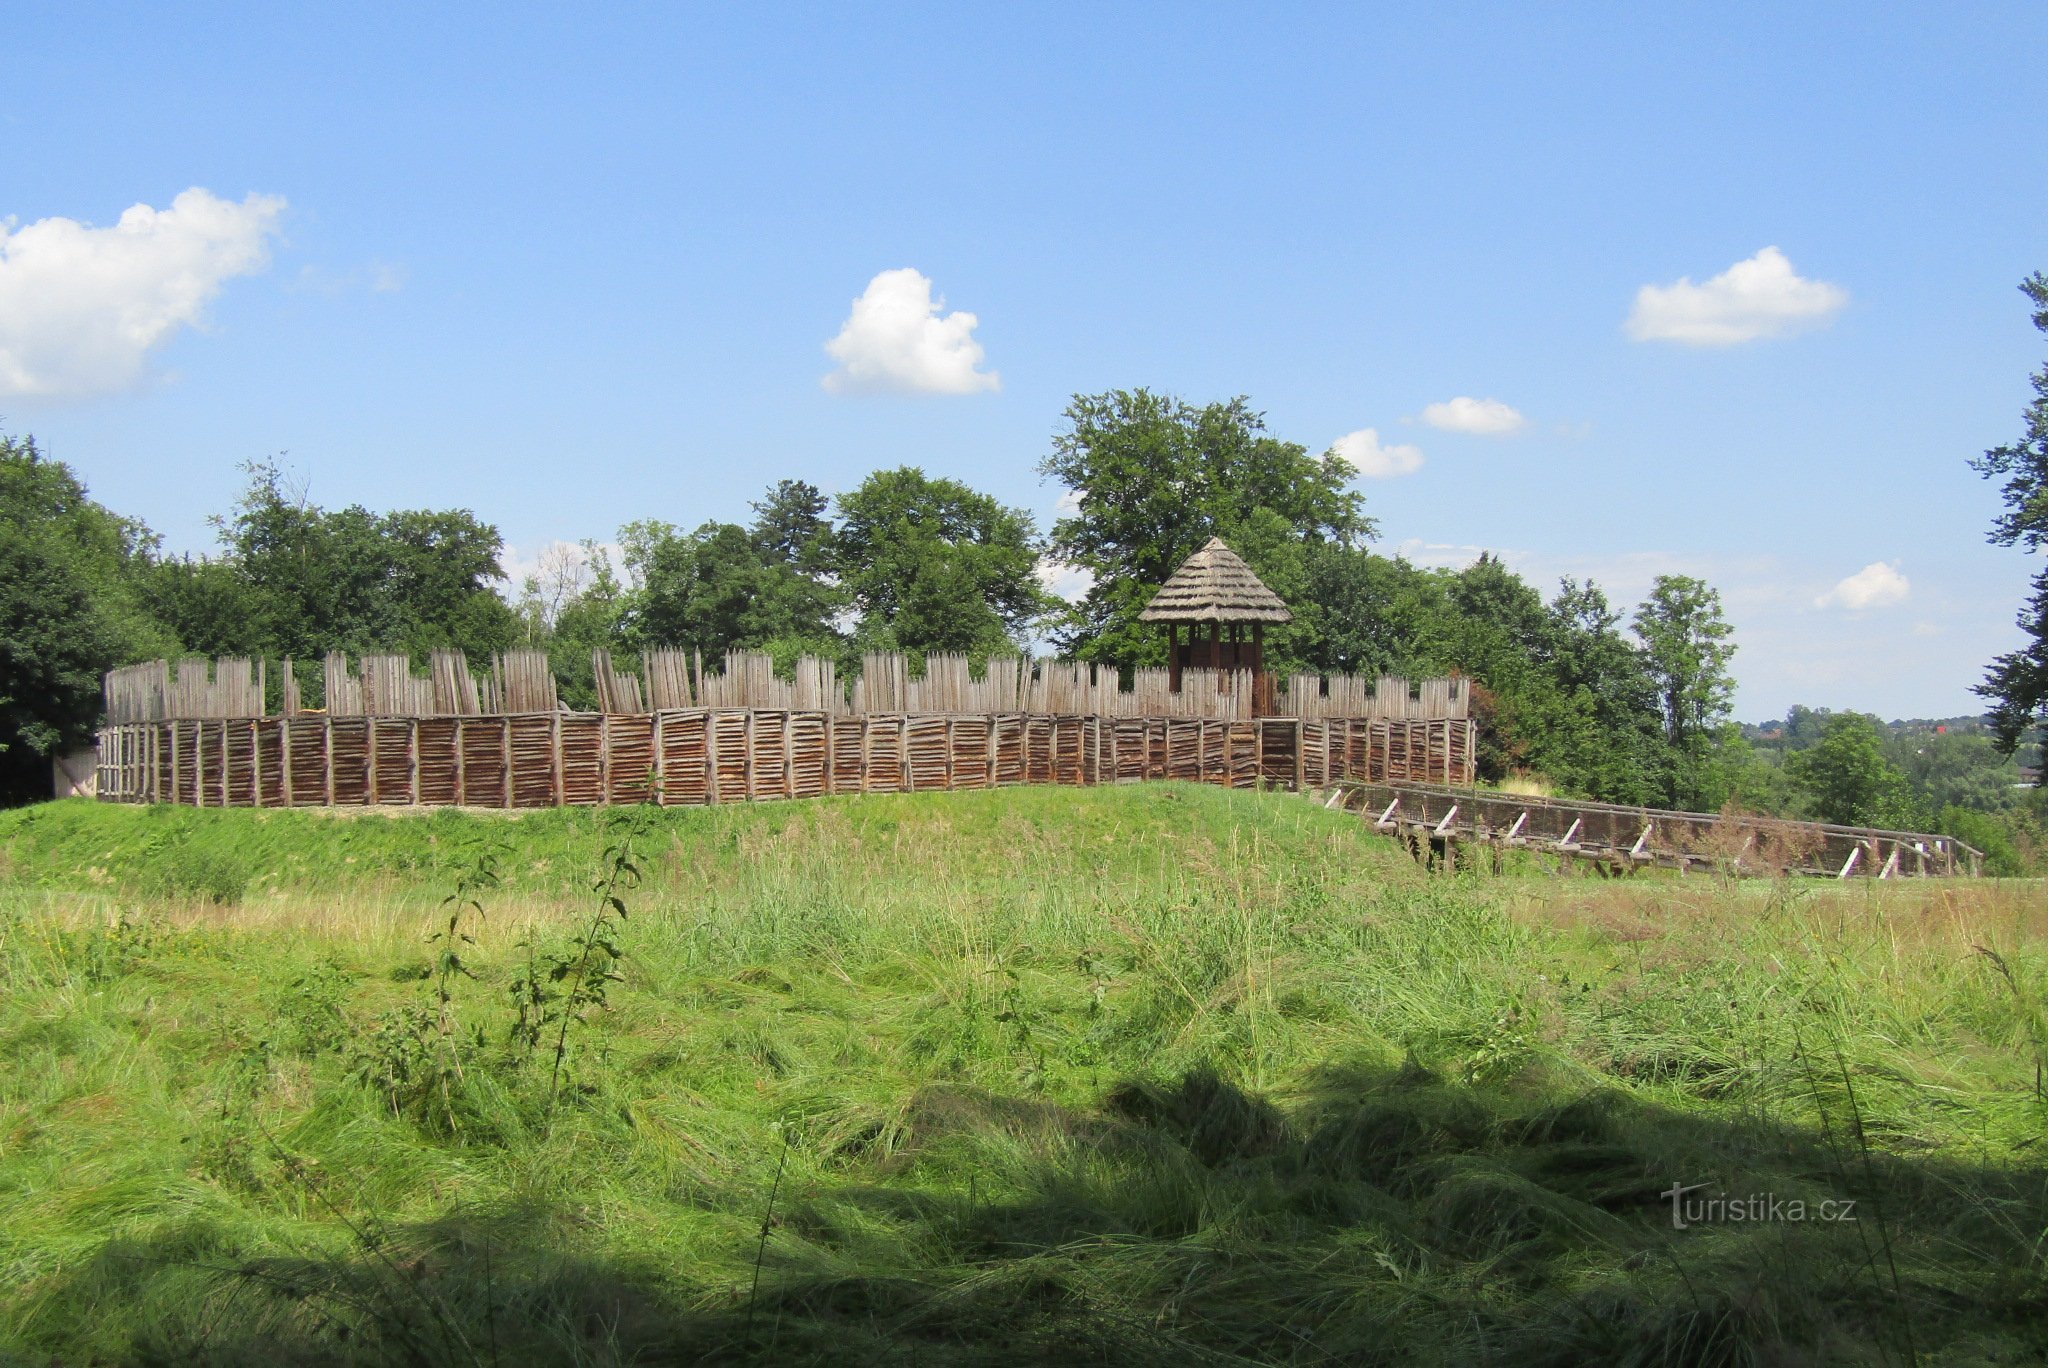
[1,787,2044,1364]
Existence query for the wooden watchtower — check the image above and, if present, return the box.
[1141,537,1291,707]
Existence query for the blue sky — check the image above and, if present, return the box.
[6,3,2045,720]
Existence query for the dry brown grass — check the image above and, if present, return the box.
[1516,876,2048,954]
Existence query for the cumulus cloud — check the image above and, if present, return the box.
[822,267,999,395]
[1332,427,1424,478]
[1420,395,1525,435]
[1393,538,1491,569]
[1035,557,1095,603]
[0,188,287,398]
[1815,561,1909,610]
[1626,246,1847,346]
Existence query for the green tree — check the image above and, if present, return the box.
[1290,547,1673,802]
[1633,574,1737,808]
[141,472,519,717]
[0,433,172,802]
[1935,805,2029,876]
[1786,712,1922,828]
[834,467,1045,657]
[522,541,633,708]
[0,539,117,802]
[1421,555,1567,782]
[751,479,835,572]
[1539,578,1668,804]
[746,479,847,653]
[1889,726,2027,814]
[1700,724,1798,815]
[163,460,519,663]
[624,482,848,667]
[1972,271,2048,773]
[634,522,777,659]
[1040,390,1370,665]
[1294,545,1442,678]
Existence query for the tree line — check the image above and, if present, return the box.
[3,382,2041,864]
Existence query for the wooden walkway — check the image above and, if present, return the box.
[1324,780,1983,879]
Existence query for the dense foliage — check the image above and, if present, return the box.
[1040,389,1370,665]
[0,436,173,802]
[1973,272,2048,764]
[147,460,520,667]
[833,466,1046,655]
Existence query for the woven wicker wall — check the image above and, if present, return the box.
[92,712,1475,808]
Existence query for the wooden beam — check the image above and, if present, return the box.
[550,712,564,807]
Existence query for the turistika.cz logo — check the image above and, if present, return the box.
[1661,1182,1858,1230]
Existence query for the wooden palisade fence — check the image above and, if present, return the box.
[95,650,1474,808]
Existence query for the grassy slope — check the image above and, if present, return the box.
[1,788,2044,1365]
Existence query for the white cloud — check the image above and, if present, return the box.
[1815,560,1910,610]
[496,538,626,603]
[1055,489,1084,515]
[1332,427,1424,478]
[1626,246,1847,346]
[0,188,287,398]
[822,267,999,395]
[1035,557,1094,603]
[1420,395,1526,435]
[1393,538,1491,569]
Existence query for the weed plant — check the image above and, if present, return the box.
[0,787,2043,1364]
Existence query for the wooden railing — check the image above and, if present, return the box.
[1328,780,1983,878]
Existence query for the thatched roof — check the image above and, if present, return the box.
[1138,537,1293,624]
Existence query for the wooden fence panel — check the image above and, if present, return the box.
[559,714,606,805]
[950,716,991,789]
[656,711,711,806]
[752,712,790,800]
[98,709,1476,810]
[907,716,950,791]
[606,713,656,802]
[864,715,904,792]
[789,713,829,798]
[417,719,459,805]
[711,711,751,800]
[255,720,286,806]
[829,717,866,796]
[1228,721,1261,789]
[1261,719,1300,789]
[458,718,506,806]
[369,719,414,805]
[508,715,556,808]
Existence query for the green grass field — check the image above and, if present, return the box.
[1,787,2044,1365]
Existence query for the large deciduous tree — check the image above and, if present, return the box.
[150,460,520,665]
[1786,712,1921,829]
[1633,574,1737,808]
[833,467,1044,657]
[1973,272,2048,775]
[626,480,847,665]
[1040,390,1370,665]
[0,433,171,802]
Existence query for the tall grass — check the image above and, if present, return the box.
[0,789,2043,1364]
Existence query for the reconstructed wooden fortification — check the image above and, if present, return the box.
[92,647,1474,809]
[92,539,1474,809]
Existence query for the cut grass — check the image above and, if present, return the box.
[0,787,2044,1364]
